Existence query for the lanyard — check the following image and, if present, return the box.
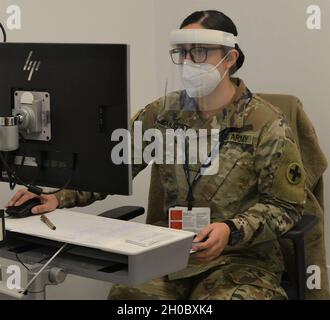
[183,127,237,210]
[182,89,253,210]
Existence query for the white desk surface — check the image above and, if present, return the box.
[5,209,194,256]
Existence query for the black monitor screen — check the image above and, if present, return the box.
[0,43,131,195]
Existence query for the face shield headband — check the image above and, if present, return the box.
[170,29,239,48]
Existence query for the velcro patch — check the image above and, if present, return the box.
[225,133,254,145]
[271,141,306,204]
[286,163,303,185]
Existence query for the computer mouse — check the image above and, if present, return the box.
[6,198,42,218]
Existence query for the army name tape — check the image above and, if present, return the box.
[225,133,254,145]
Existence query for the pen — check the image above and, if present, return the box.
[40,214,56,230]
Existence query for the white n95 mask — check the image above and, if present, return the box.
[179,52,231,98]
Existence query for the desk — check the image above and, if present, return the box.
[0,210,194,299]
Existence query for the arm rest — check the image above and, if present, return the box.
[98,206,145,221]
[282,214,318,241]
[281,214,318,300]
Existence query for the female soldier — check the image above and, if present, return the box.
[7,10,306,300]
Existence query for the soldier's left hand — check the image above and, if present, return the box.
[192,223,231,262]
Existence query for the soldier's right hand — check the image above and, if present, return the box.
[5,189,59,214]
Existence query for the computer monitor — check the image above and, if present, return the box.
[0,43,131,195]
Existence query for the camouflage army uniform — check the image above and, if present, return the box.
[55,78,306,300]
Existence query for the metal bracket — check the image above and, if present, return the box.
[13,91,51,142]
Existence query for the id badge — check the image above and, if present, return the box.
[168,206,210,234]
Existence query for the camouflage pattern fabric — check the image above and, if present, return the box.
[54,78,306,299]
[108,264,287,300]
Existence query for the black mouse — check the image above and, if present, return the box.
[6,198,42,218]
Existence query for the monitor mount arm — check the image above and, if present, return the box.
[0,90,52,152]
[0,116,19,152]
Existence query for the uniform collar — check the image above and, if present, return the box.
[215,78,252,130]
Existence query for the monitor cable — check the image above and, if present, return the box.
[0,151,74,196]
[20,243,68,295]
[0,22,6,43]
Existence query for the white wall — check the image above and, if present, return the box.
[0,0,329,299]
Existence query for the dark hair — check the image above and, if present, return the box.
[180,10,245,74]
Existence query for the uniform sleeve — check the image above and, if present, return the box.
[55,190,108,209]
[228,118,307,247]
[130,101,162,178]
[55,99,162,209]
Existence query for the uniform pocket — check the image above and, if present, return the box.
[227,267,287,299]
[201,146,241,200]
[202,143,256,206]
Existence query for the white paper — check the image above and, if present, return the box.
[5,209,194,255]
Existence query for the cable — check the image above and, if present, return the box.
[15,252,31,271]
[21,243,68,295]
[16,243,74,285]
[0,151,74,196]
[4,134,27,191]
[36,171,74,195]
[15,134,27,185]
[0,22,6,42]
[37,244,75,264]
[11,134,72,194]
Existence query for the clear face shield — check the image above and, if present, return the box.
[157,29,239,176]
[163,28,239,112]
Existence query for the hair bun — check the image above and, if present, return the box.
[235,44,245,71]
